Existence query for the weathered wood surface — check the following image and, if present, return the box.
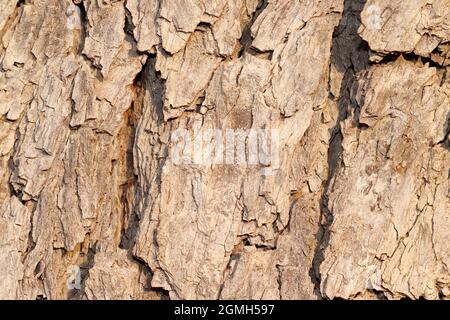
[0,0,448,299]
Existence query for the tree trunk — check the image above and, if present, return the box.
[0,0,449,300]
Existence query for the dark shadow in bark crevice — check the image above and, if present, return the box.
[310,0,370,299]
[119,55,171,299]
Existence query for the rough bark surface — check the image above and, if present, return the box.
[0,0,448,300]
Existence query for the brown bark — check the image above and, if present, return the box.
[0,0,449,299]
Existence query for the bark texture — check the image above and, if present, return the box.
[0,0,449,300]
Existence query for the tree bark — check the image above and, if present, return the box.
[0,0,449,299]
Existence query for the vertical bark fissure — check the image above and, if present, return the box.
[311,0,370,298]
